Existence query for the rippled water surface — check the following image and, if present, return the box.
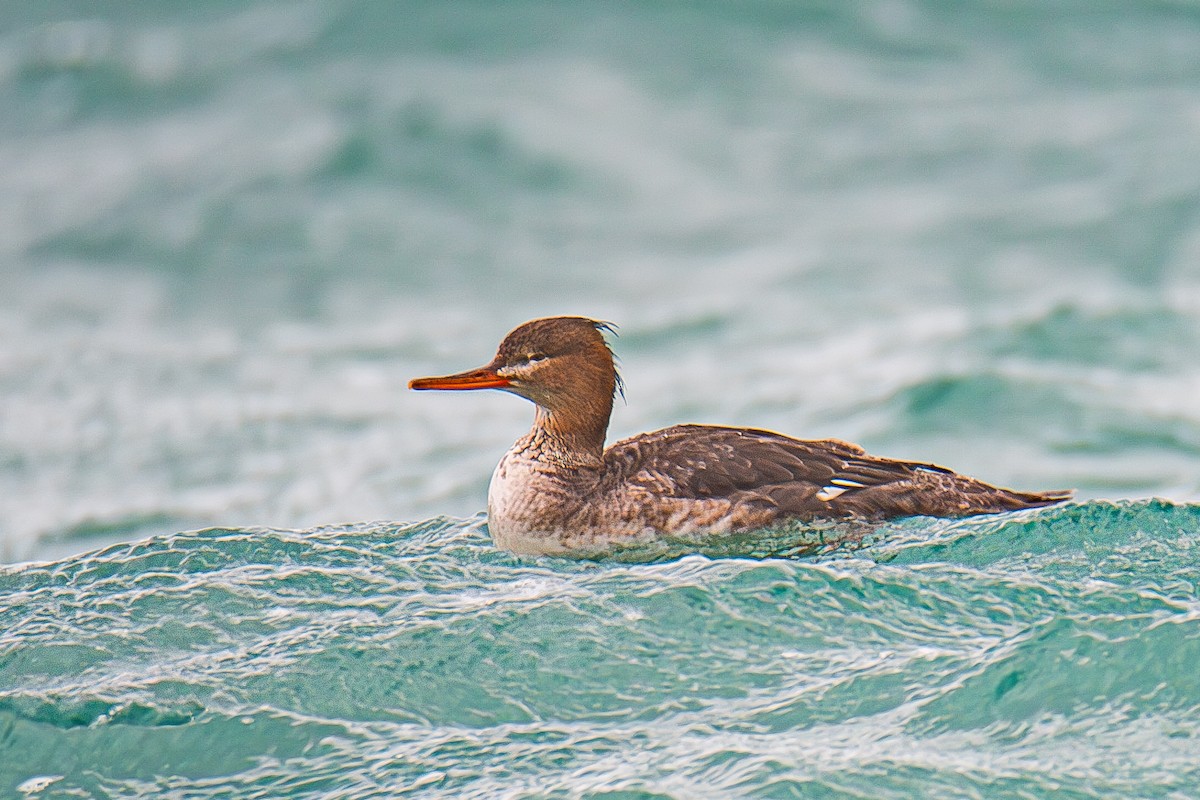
[3,0,1200,796]
[4,502,1200,797]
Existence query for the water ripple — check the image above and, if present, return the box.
[1,501,1198,796]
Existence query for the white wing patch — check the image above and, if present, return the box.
[816,477,868,502]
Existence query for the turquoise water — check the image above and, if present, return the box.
[4,502,1200,797]
[3,0,1200,796]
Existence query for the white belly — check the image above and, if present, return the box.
[486,453,566,555]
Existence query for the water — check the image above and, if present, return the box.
[4,503,1200,797]
[2,0,1200,796]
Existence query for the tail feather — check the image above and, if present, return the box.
[914,471,1074,517]
[1006,488,1074,509]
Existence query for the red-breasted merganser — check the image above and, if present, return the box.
[410,316,1072,555]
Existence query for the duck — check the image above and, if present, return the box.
[409,316,1072,554]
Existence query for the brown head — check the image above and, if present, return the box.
[409,317,622,459]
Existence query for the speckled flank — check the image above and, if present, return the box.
[488,437,778,554]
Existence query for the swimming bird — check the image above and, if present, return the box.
[409,316,1072,554]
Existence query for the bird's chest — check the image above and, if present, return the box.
[486,451,598,553]
[487,453,538,525]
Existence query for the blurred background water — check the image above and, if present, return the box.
[3,0,1198,563]
[2,1,1200,797]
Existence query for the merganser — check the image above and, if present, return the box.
[410,316,1072,555]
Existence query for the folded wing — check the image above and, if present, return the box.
[605,424,1070,521]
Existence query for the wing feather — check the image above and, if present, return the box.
[603,424,1067,521]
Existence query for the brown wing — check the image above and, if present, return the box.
[603,424,1070,521]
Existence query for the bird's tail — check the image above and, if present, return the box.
[1002,487,1074,510]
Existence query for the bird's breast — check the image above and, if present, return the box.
[487,450,590,554]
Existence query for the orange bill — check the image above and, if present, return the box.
[409,366,511,391]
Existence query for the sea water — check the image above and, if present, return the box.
[2,0,1200,797]
[4,503,1200,797]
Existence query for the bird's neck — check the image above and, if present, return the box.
[524,403,609,468]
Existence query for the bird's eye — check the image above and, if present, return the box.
[524,353,546,365]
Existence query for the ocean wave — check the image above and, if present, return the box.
[3,501,1198,796]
